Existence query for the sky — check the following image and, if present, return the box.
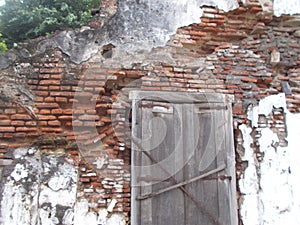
[0,0,4,6]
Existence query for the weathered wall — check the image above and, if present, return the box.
[238,94,300,224]
[0,0,300,224]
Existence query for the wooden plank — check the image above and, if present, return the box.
[0,159,13,166]
[129,91,233,104]
[184,103,204,225]
[151,103,185,225]
[140,101,153,225]
[136,164,226,200]
[224,104,238,225]
[199,108,219,225]
[131,99,142,225]
[215,104,238,225]
[171,104,185,225]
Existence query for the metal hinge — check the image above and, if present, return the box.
[204,175,232,181]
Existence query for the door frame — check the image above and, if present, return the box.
[129,91,237,225]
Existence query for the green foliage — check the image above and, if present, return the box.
[0,0,99,47]
[0,33,8,54]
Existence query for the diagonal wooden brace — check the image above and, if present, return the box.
[136,164,226,200]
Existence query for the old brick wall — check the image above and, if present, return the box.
[0,0,300,224]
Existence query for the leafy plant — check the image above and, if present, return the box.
[0,0,99,48]
[0,33,8,54]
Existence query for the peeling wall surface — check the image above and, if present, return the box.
[0,0,300,224]
[239,94,300,225]
[0,149,78,225]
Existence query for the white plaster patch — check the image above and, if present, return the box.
[240,93,300,225]
[13,148,29,159]
[62,209,74,225]
[258,93,287,115]
[200,0,239,12]
[39,162,77,208]
[48,163,76,191]
[259,126,298,225]
[239,124,260,225]
[11,163,28,182]
[0,154,78,225]
[39,206,59,225]
[112,0,242,53]
[286,113,300,224]
[73,199,126,225]
[256,0,300,16]
[106,214,126,225]
[1,181,30,225]
[248,93,287,127]
[274,0,300,16]
[93,157,106,170]
[74,199,98,225]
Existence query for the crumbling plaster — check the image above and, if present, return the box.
[0,148,126,225]
[239,93,300,225]
[0,149,78,225]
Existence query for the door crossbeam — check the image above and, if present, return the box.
[136,164,226,200]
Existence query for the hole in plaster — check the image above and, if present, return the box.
[101,44,115,59]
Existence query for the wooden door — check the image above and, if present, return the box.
[130,91,237,225]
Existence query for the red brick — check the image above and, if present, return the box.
[11,114,32,120]
[39,74,50,79]
[41,127,63,133]
[40,68,63,74]
[0,115,9,120]
[91,182,102,187]
[48,120,61,126]
[58,115,73,120]
[36,103,59,109]
[16,127,39,132]
[85,81,106,86]
[38,115,56,120]
[79,115,99,120]
[80,177,91,183]
[55,97,68,103]
[25,121,37,126]
[11,121,25,126]
[44,97,55,102]
[34,97,44,102]
[72,120,83,126]
[3,133,14,138]
[49,86,60,90]
[0,120,11,126]
[50,91,74,97]
[39,109,51,114]
[232,104,243,115]
[38,121,48,126]
[63,109,73,115]
[0,127,15,132]
[250,6,262,13]
[4,109,17,114]
[38,86,49,90]
[50,74,62,79]
[39,80,60,85]
[241,77,258,83]
[34,91,49,96]
[52,109,63,115]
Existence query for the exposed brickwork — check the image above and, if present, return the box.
[0,0,300,223]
